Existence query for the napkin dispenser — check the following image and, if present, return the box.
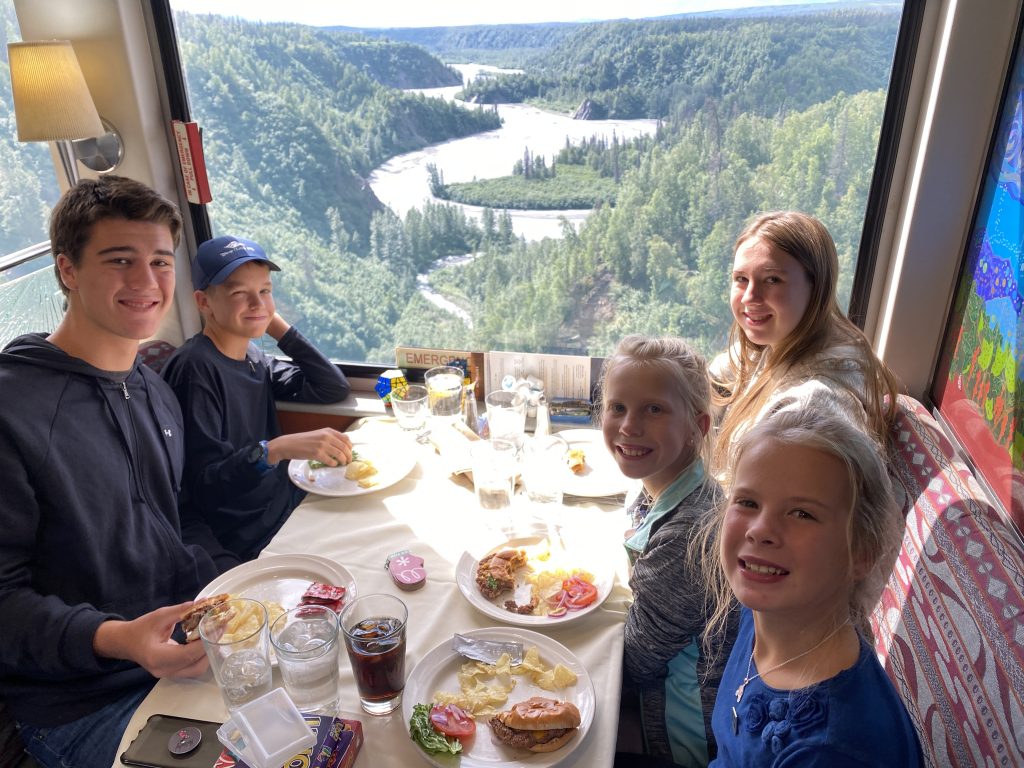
[216,688,315,768]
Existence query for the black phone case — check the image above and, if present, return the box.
[119,714,224,768]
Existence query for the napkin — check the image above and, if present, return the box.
[427,420,480,478]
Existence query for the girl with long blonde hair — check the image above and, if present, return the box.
[711,211,899,474]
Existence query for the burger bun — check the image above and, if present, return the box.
[498,697,581,731]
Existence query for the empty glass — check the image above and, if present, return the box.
[391,384,430,440]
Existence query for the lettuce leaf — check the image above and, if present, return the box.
[409,703,463,755]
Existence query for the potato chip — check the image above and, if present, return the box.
[433,645,575,716]
[533,663,579,691]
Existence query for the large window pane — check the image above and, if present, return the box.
[0,0,59,255]
[169,4,903,363]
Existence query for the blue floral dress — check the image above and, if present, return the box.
[710,609,924,767]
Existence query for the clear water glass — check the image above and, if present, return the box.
[471,437,518,531]
[270,605,341,715]
[485,390,527,445]
[199,598,272,712]
[522,433,569,505]
[425,366,464,424]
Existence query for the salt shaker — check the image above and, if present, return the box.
[534,394,551,436]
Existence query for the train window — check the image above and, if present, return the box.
[932,15,1024,532]
[0,1,63,344]
[163,2,907,366]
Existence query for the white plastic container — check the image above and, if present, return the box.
[216,687,315,768]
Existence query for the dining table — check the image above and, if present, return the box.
[112,417,634,768]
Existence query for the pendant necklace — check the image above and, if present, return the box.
[731,618,851,734]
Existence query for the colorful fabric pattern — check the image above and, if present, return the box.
[871,395,1024,768]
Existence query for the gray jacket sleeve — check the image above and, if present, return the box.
[623,483,720,685]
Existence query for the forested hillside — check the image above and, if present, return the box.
[461,13,898,119]
[424,87,888,357]
[181,7,900,362]
[0,1,60,254]
[338,23,581,67]
[2,4,901,364]
[174,12,499,246]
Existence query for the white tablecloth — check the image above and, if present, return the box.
[113,419,632,767]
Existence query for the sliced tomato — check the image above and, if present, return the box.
[429,703,476,740]
[563,575,598,609]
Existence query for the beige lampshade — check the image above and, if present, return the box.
[8,40,103,142]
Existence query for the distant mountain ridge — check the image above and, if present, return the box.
[325,1,901,61]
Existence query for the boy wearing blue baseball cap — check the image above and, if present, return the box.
[162,235,351,561]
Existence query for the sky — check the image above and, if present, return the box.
[167,0,841,29]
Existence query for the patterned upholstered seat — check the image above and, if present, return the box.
[871,395,1024,767]
[138,339,177,374]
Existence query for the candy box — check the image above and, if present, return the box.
[374,369,408,405]
[215,715,362,768]
[324,718,363,768]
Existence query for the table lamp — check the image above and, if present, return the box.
[8,40,105,188]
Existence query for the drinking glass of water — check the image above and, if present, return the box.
[424,366,464,425]
[485,390,526,445]
[270,604,341,715]
[471,437,518,532]
[521,433,569,506]
[199,598,272,712]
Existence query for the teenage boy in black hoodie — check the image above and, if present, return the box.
[162,236,351,562]
[0,176,222,768]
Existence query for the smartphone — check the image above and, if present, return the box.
[120,714,224,768]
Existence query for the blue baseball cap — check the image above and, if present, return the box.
[192,235,281,290]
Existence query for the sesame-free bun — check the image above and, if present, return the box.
[498,697,581,732]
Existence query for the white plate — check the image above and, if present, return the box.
[403,627,595,768]
[195,553,356,610]
[557,429,630,498]
[287,436,416,497]
[455,535,614,627]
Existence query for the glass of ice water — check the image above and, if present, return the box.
[471,438,518,531]
[425,366,465,425]
[270,605,341,715]
[199,598,272,712]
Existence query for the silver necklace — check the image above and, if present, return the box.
[734,617,851,704]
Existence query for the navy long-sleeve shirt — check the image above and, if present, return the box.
[162,326,349,561]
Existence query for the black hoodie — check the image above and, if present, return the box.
[0,334,219,726]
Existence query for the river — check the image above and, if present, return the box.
[367,64,660,242]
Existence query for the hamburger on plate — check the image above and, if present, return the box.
[488,696,581,752]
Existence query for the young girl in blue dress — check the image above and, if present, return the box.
[602,335,736,767]
[703,400,922,767]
